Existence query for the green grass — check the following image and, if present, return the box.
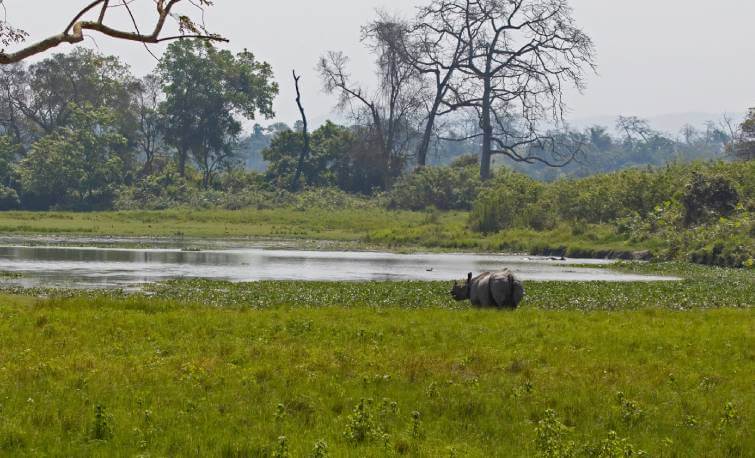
[0,266,752,456]
[0,209,648,257]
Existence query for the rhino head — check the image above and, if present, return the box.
[451,272,473,301]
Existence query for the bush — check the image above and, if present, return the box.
[387,160,481,211]
[0,185,20,210]
[681,172,739,226]
[470,169,548,232]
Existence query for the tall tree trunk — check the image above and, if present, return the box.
[291,70,310,191]
[480,76,493,181]
[177,148,187,177]
[417,100,440,167]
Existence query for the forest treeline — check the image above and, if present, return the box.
[0,43,752,210]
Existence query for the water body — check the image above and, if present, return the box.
[0,245,678,289]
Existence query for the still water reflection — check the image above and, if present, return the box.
[0,246,677,289]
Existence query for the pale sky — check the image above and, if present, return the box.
[6,0,755,128]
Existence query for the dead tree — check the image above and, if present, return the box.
[0,0,226,65]
[427,0,595,180]
[134,74,165,175]
[318,32,424,186]
[290,70,310,191]
[362,10,468,168]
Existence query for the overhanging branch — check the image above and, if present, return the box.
[0,0,226,64]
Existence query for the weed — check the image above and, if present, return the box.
[615,392,644,425]
[534,409,575,458]
[582,431,647,457]
[409,411,423,439]
[90,404,113,441]
[343,399,379,444]
[272,436,289,458]
[310,440,329,458]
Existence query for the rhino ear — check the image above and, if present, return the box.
[467,272,473,283]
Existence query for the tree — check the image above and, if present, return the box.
[263,121,355,189]
[0,49,139,144]
[681,172,739,226]
[319,16,426,187]
[729,108,755,161]
[0,0,225,64]
[158,40,278,186]
[427,0,595,180]
[402,5,471,166]
[133,74,165,174]
[290,70,311,191]
[17,104,129,209]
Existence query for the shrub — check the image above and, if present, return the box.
[470,169,547,232]
[681,172,739,226]
[387,162,481,211]
[0,185,20,210]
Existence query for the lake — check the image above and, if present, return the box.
[0,244,678,289]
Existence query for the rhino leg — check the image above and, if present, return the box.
[510,278,525,308]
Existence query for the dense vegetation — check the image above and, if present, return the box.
[0,42,752,209]
[0,263,751,456]
[1,159,749,268]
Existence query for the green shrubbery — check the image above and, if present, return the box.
[386,156,482,211]
[461,161,754,267]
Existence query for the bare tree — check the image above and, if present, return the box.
[365,9,469,168]
[318,22,425,186]
[290,70,310,191]
[134,74,164,174]
[0,0,226,65]
[425,0,594,180]
[616,116,653,143]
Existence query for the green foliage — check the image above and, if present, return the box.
[583,431,646,457]
[730,108,755,161]
[17,104,128,210]
[23,49,138,137]
[387,159,482,210]
[263,121,356,189]
[0,135,20,185]
[159,40,278,185]
[343,399,381,444]
[310,440,329,458]
[681,172,739,225]
[0,185,19,210]
[534,409,575,458]
[90,405,113,441]
[466,161,754,267]
[470,169,549,232]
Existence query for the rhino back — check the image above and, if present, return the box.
[489,270,513,308]
[470,272,494,307]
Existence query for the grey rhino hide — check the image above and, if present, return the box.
[470,269,524,308]
[469,271,493,307]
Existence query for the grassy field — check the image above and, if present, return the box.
[0,263,752,456]
[0,209,648,257]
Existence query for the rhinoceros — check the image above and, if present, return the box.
[450,269,524,309]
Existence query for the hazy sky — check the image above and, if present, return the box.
[7,0,755,126]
